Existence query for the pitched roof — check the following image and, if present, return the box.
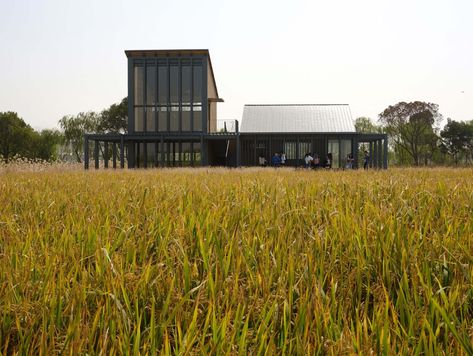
[240,104,355,133]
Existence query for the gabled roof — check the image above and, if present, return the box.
[240,104,355,133]
[124,49,221,100]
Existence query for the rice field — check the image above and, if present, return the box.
[0,167,472,354]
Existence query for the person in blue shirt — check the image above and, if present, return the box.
[271,153,281,167]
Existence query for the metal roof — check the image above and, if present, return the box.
[240,104,356,133]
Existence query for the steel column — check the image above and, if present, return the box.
[120,136,125,168]
[160,135,165,167]
[94,140,99,169]
[369,141,373,168]
[112,143,117,169]
[84,137,89,170]
[377,140,382,169]
[236,120,241,167]
[104,142,109,168]
[383,137,388,169]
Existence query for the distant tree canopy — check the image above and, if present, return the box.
[355,117,383,133]
[0,111,63,163]
[59,112,100,163]
[379,101,442,166]
[440,119,473,164]
[59,98,127,162]
[97,97,128,133]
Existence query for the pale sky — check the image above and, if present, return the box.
[1,0,472,130]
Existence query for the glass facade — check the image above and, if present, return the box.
[340,139,352,167]
[133,141,202,167]
[132,58,204,133]
[328,139,340,168]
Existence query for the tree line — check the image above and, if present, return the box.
[355,101,473,166]
[0,98,127,163]
[1,99,472,166]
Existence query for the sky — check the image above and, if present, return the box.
[0,0,472,130]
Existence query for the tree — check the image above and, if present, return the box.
[440,119,473,164]
[355,116,382,133]
[97,97,128,133]
[59,112,99,163]
[35,129,64,161]
[379,101,442,166]
[0,111,37,163]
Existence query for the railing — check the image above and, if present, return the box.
[216,119,239,133]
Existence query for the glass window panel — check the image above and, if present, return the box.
[134,65,144,105]
[146,65,156,105]
[193,65,202,104]
[146,107,156,132]
[193,142,201,165]
[158,107,168,132]
[328,139,340,168]
[340,139,352,168]
[284,142,296,159]
[137,143,146,168]
[182,106,191,132]
[170,106,179,132]
[298,141,311,159]
[167,142,174,166]
[193,106,202,132]
[182,142,191,166]
[147,143,156,168]
[158,65,168,104]
[182,65,191,104]
[170,65,179,104]
[134,107,144,132]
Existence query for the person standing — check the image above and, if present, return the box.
[313,154,320,169]
[271,153,281,167]
[304,153,313,169]
[326,153,332,169]
[280,152,286,166]
[258,155,267,167]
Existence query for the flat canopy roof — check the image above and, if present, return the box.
[125,49,210,58]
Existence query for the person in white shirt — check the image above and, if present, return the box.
[280,152,286,166]
[258,155,267,167]
[304,153,313,168]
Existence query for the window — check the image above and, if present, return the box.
[147,143,156,167]
[182,106,191,132]
[193,106,202,132]
[328,139,340,168]
[299,141,311,159]
[193,142,201,165]
[170,106,179,132]
[135,107,144,132]
[193,65,202,104]
[182,65,191,104]
[340,139,352,167]
[146,107,156,132]
[146,64,156,105]
[134,65,144,105]
[284,142,296,159]
[182,142,192,166]
[158,65,168,104]
[158,107,168,132]
[170,65,179,104]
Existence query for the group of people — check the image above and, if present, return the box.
[259,152,287,167]
[259,151,367,169]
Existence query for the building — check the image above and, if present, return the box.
[84,49,387,169]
